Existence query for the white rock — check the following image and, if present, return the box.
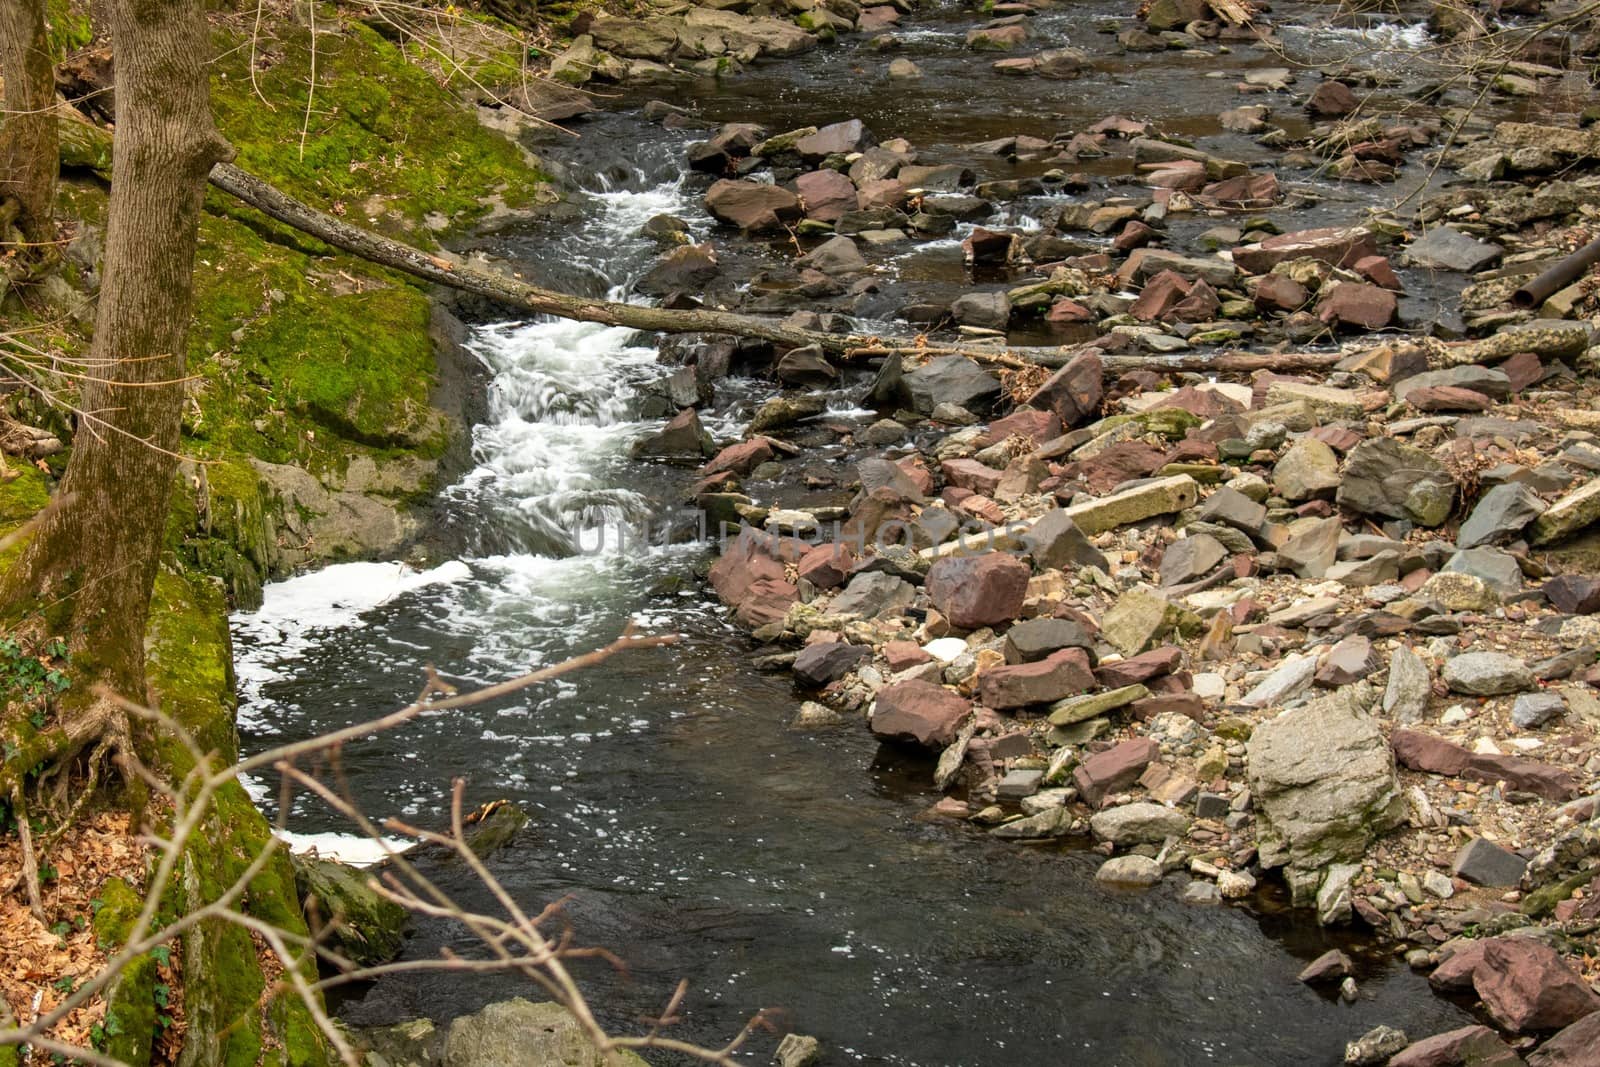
[1423,871,1454,899]
[1192,672,1227,701]
[1217,869,1256,899]
[1440,706,1471,725]
[1472,737,1503,755]
[923,637,968,662]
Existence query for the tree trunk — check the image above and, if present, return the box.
[0,0,231,702]
[0,0,58,242]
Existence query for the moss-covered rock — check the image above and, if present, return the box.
[292,855,410,967]
[102,950,157,1067]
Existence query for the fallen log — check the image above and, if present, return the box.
[207,162,858,355]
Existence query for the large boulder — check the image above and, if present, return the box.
[871,680,970,747]
[926,553,1030,629]
[1337,438,1456,527]
[1246,688,1405,874]
[1475,939,1600,1033]
[794,169,858,222]
[636,242,719,297]
[443,998,648,1067]
[705,179,804,233]
[902,355,1003,415]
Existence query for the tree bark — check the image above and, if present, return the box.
[0,0,231,701]
[0,0,57,243]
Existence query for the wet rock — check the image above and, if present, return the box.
[1346,1026,1410,1066]
[443,998,647,1067]
[1392,729,1579,800]
[1338,439,1456,528]
[1094,854,1163,886]
[870,680,970,748]
[1090,801,1190,846]
[793,642,871,687]
[979,647,1095,709]
[1403,226,1504,273]
[636,407,714,458]
[1021,509,1108,572]
[1307,79,1358,117]
[831,571,916,618]
[1442,652,1533,696]
[1027,350,1104,427]
[1255,273,1309,312]
[1512,691,1566,729]
[1528,1014,1600,1066]
[802,234,868,275]
[636,242,719,296]
[775,1033,822,1067]
[925,553,1030,629]
[749,393,826,434]
[1246,688,1405,873]
[1233,226,1378,275]
[902,355,1003,415]
[706,179,804,232]
[293,855,409,967]
[966,22,1027,49]
[794,169,859,222]
[1531,477,1600,545]
[1475,938,1600,1032]
[1458,482,1547,548]
[794,119,875,161]
[775,345,838,387]
[1387,1025,1522,1067]
[1316,281,1397,331]
[950,291,1012,330]
[1298,948,1353,984]
[990,805,1076,839]
[1075,738,1160,805]
[1004,617,1094,665]
[888,57,922,78]
[1383,645,1431,723]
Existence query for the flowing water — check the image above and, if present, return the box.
[227,2,1519,1061]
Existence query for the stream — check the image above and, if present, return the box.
[230,2,1496,1061]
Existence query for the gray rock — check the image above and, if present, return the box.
[1403,226,1503,273]
[1442,652,1534,696]
[1512,691,1566,729]
[1337,439,1456,528]
[830,571,916,618]
[792,641,871,687]
[1183,880,1222,904]
[802,235,867,275]
[1089,801,1191,846]
[444,999,647,1067]
[1272,439,1341,501]
[1442,546,1525,597]
[1345,1025,1409,1067]
[857,456,926,502]
[1383,645,1431,724]
[1458,483,1547,549]
[1278,516,1343,578]
[1393,365,1512,404]
[1317,862,1359,925]
[1004,616,1095,664]
[997,767,1045,799]
[1239,653,1318,708]
[902,355,1003,415]
[1246,687,1405,873]
[1094,854,1164,886]
[1451,837,1527,887]
[950,291,1012,330]
[1198,486,1267,532]
[1021,509,1108,572]
[1160,533,1228,586]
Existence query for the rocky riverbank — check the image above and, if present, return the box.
[582,0,1600,1061]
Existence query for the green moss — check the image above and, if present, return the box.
[92,876,145,949]
[210,16,547,242]
[103,951,156,1067]
[146,568,239,764]
[44,0,93,57]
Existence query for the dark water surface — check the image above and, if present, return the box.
[230,2,1519,1061]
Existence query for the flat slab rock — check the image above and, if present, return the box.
[1392,729,1579,801]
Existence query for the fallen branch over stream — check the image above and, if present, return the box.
[207,161,1356,378]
